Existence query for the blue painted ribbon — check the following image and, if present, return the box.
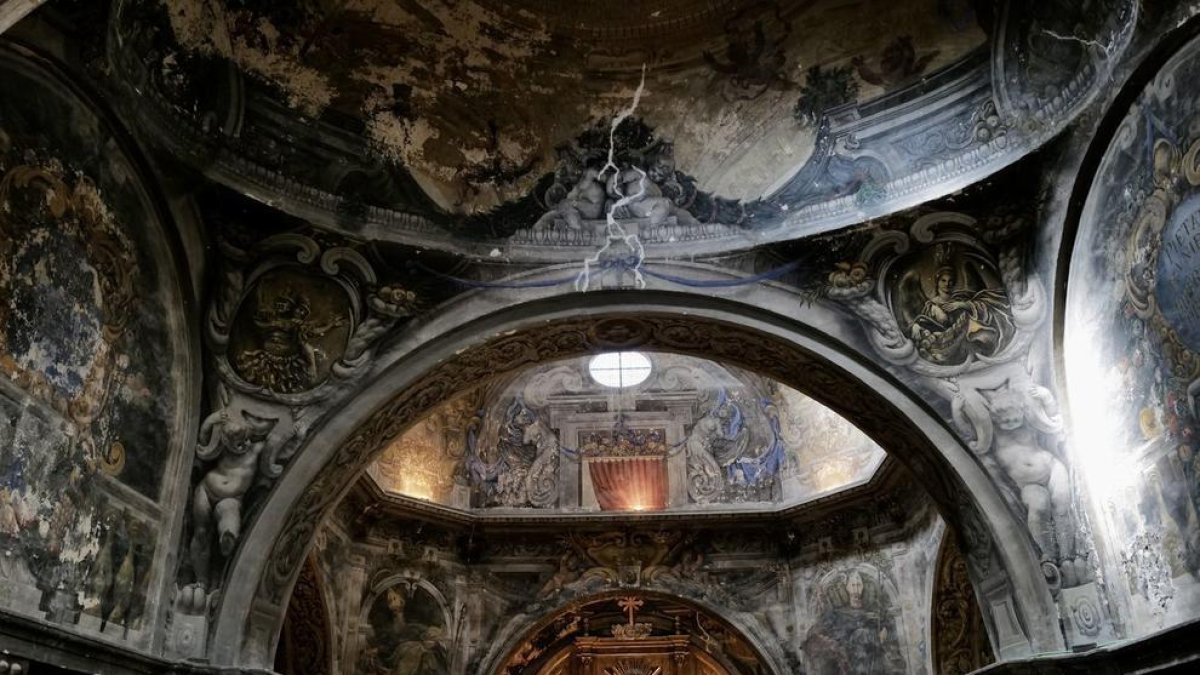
[414,257,803,290]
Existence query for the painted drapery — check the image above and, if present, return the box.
[589,457,668,512]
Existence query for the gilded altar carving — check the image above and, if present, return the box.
[932,535,994,674]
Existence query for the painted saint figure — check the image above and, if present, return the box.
[803,570,906,675]
[686,398,752,502]
[359,586,448,675]
[908,266,1014,364]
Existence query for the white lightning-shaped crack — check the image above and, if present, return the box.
[576,65,649,292]
[1040,29,1116,60]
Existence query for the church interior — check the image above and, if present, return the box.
[2,1,1200,673]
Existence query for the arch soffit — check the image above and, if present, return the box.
[211,286,1062,666]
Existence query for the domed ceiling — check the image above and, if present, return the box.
[367,353,885,517]
[151,0,982,208]
[108,0,1133,259]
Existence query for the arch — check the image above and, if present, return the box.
[210,287,1062,666]
[273,555,334,675]
[1054,11,1200,640]
[481,589,782,675]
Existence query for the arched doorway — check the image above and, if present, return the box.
[493,592,772,675]
[210,291,1061,666]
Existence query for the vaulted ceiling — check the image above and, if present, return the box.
[103,0,1127,258]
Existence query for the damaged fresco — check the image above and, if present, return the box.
[368,353,885,514]
[358,582,450,675]
[99,0,1139,267]
[308,472,950,675]
[792,182,1115,646]
[1066,31,1200,634]
[136,0,983,213]
[0,46,188,645]
[2,0,1196,672]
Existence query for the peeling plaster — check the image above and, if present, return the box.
[152,0,985,213]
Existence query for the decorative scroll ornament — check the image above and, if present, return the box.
[1122,134,1200,424]
[208,233,415,404]
[821,212,1087,592]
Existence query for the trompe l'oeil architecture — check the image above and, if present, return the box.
[1,1,1199,674]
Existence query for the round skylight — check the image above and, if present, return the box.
[589,352,652,388]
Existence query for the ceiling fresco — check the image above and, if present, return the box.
[367,353,885,515]
[104,0,1136,261]
[1066,30,1200,631]
[148,0,984,211]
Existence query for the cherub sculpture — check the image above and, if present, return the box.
[182,408,278,610]
[975,384,1081,585]
[533,156,607,230]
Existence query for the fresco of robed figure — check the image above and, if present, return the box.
[358,585,449,675]
[892,244,1015,365]
[804,568,907,674]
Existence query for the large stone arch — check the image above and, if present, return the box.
[204,286,1063,667]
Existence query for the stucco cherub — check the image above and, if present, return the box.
[534,153,607,230]
[606,164,676,227]
[968,383,1082,586]
[182,408,278,610]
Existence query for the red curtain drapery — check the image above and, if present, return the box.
[588,456,668,511]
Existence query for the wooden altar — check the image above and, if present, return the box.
[532,634,733,675]
[501,595,757,675]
